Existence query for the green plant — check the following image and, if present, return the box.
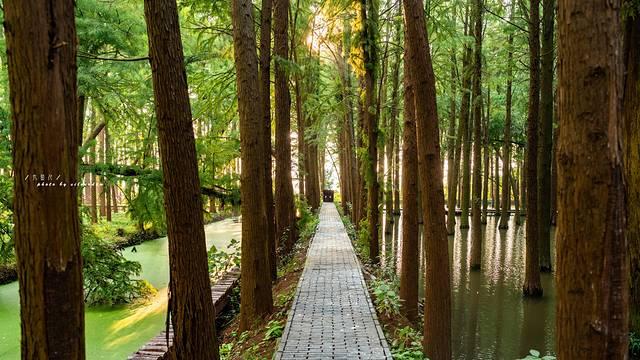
[81,229,156,305]
[370,277,401,317]
[208,237,240,280]
[630,332,640,358]
[296,196,319,243]
[518,349,556,360]
[390,326,424,359]
[264,320,284,341]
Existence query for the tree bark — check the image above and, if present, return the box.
[259,0,277,280]
[274,0,297,253]
[231,0,274,331]
[446,51,458,235]
[538,0,555,273]
[5,0,85,357]
[403,0,452,357]
[556,0,628,356]
[399,58,419,323]
[361,0,380,263]
[523,0,543,297]
[143,0,219,357]
[623,5,640,336]
[469,0,483,271]
[459,14,473,229]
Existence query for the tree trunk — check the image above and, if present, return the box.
[275,0,297,253]
[361,0,380,263]
[5,1,85,357]
[481,91,489,225]
[523,0,543,297]
[403,0,452,357]
[494,148,500,216]
[446,52,458,235]
[399,59,419,323]
[99,128,107,218]
[385,39,400,227]
[538,0,554,273]
[231,0,274,331]
[105,127,112,222]
[498,6,514,229]
[469,0,483,271]
[459,20,473,230]
[260,0,277,280]
[623,5,640,336]
[556,0,628,356]
[143,0,219,357]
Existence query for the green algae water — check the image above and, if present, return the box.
[0,218,241,359]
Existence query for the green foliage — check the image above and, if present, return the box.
[630,332,640,358]
[356,218,371,259]
[263,320,284,341]
[518,349,556,360]
[390,326,425,360]
[296,197,319,242]
[207,237,240,280]
[127,181,167,234]
[81,229,155,305]
[370,277,401,317]
[0,176,13,265]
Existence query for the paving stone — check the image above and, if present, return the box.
[275,204,392,360]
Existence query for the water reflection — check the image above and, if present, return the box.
[382,213,556,359]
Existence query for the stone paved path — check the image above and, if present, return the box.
[275,203,392,360]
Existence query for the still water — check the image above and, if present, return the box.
[0,218,241,359]
[382,214,556,360]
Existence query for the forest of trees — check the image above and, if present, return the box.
[0,0,638,359]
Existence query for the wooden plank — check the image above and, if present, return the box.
[128,268,240,360]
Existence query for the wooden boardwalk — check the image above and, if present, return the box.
[128,268,240,360]
[275,204,392,360]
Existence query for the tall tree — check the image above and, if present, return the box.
[5,0,85,357]
[469,0,483,270]
[623,1,640,336]
[399,54,419,323]
[403,0,452,357]
[143,0,219,357]
[275,0,297,252]
[446,51,458,235]
[459,6,473,229]
[522,0,543,297]
[556,0,628,357]
[259,0,277,280]
[361,0,381,263]
[231,0,274,330]
[498,1,514,229]
[538,0,555,272]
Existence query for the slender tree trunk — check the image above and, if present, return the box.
[143,0,219,357]
[623,6,640,336]
[403,0,452,357]
[550,124,558,225]
[399,59,419,323]
[385,40,400,227]
[5,1,85,357]
[393,113,401,215]
[231,0,274,331]
[275,0,297,252]
[498,8,513,229]
[361,0,380,263]
[105,127,112,221]
[523,0,543,297]
[260,0,277,280]
[514,160,521,225]
[469,0,483,271]
[538,0,555,273]
[446,52,458,234]
[556,0,628,356]
[494,148,500,215]
[459,15,473,229]
[481,92,489,225]
[515,156,523,225]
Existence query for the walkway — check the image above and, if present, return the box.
[275,203,392,360]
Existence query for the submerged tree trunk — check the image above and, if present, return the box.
[5,0,85,357]
[556,0,628,356]
[403,0,452,357]
[143,0,219,357]
[361,0,380,263]
[494,148,500,216]
[399,56,419,323]
[623,6,640,336]
[469,0,483,271]
[538,0,555,273]
[523,0,542,297]
[231,0,274,331]
[274,0,297,252]
[459,42,473,230]
[259,0,277,280]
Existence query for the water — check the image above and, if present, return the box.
[0,218,241,359]
[382,213,556,360]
